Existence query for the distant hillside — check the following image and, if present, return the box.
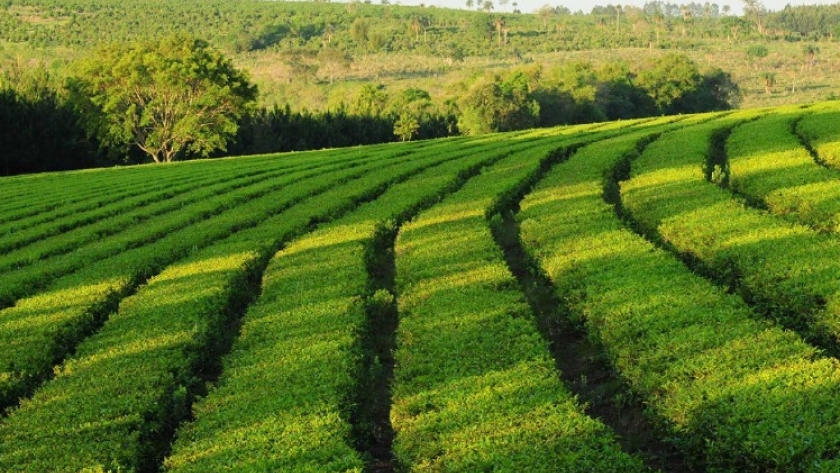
[1,0,839,175]
[2,0,838,54]
[4,102,840,471]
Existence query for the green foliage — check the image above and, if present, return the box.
[393,112,419,141]
[798,103,840,168]
[637,53,701,112]
[392,130,645,471]
[522,114,840,471]
[0,65,98,175]
[769,4,840,39]
[457,72,539,135]
[0,0,825,56]
[746,44,768,60]
[0,1,754,175]
[350,17,370,43]
[69,34,257,163]
[164,136,509,471]
[533,61,605,125]
[354,83,388,117]
[8,99,840,471]
[635,53,739,113]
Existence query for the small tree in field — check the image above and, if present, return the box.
[70,35,257,163]
[802,44,820,70]
[760,71,776,94]
[394,113,420,141]
[746,44,768,70]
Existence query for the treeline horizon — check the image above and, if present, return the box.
[0,0,834,175]
[2,0,838,54]
[1,50,736,176]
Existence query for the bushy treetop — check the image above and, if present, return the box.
[70,34,258,163]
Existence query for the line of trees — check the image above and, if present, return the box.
[1,0,838,61]
[455,53,738,135]
[0,64,102,176]
[1,35,736,176]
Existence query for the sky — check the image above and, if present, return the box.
[384,0,839,16]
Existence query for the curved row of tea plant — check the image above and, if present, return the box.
[162,132,566,472]
[0,158,350,275]
[622,109,840,354]
[0,147,426,416]
[0,165,315,308]
[0,146,289,209]
[0,143,405,232]
[0,139,469,472]
[0,145,424,310]
[0,145,396,248]
[389,129,648,471]
[0,145,411,269]
[0,171,178,227]
[518,118,840,471]
[0,156,275,238]
[797,103,840,170]
[726,104,840,233]
[0,170,234,251]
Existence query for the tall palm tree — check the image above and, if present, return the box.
[494,16,505,45]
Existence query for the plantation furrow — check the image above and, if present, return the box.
[0,164,243,234]
[0,150,418,417]
[622,109,840,357]
[490,126,695,470]
[610,114,840,470]
[0,174,148,222]
[0,139,467,473]
[388,133,648,471]
[0,149,346,251]
[0,146,423,310]
[0,146,301,214]
[0,154,379,275]
[160,134,550,473]
[725,107,840,234]
[0,142,394,229]
[351,135,577,472]
[797,102,840,171]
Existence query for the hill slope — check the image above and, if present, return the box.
[2,103,840,471]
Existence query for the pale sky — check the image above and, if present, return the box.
[387,0,839,17]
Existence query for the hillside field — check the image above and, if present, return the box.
[2,100,840,471]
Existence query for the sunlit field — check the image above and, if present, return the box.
[2,102,840,471]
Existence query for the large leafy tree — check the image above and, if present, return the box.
[637,53,738,114]
[70,34,257,163]
[457,72,539,135]
[637,53,703,114]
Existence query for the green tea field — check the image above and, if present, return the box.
[2,101,840,472]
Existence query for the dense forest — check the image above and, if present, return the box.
[0,0,836,175]
[2,0,837,52]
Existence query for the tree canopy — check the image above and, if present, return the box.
[70,34,257,163]
[457,72,539,135]
[635,53,739,114]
